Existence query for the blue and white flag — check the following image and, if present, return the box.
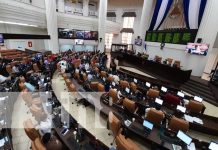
[149,0,173,31]
[183,0,207,29]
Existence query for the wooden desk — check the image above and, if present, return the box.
[112,52,192,84]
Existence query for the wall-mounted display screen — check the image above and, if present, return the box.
[145,29,198,45]
[58,28,98,40]
[0,34,4,46]
[186,43,209,56]
[75,39,84,45]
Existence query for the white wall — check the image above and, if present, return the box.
[107,0,144,44]
[0,24,48,51]
[59,39,97,52]
[12,0,45,8]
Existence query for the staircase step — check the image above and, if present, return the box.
[181,88,217,106]
[181,83,212,96]
[181,86,215,100]
[185,80,210,91]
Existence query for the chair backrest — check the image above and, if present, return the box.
[6,65,12,74]
[168,116,189,133]
[116,133,141,150]
[163,93,180,106]
[23,119,40,141]
[146,108,165,126]
[108,89,118,103]
[130,82,137,93]
[107,76,114,82]
[21,89,33,106]
[62,73,68,80]
[90,82,98,91]
[97,83,105,92]
[174,60,181,68]
[147,89,160,99]
[186,100,204,114]
[108,112,121,137]
[119,80,129,89]
[69,83,76,92]
[100,71,107,78]
[94,67,99,74]
[65,79,71,88]
[32,138,47,150]
[33,63,39,72]
[30,104,45,120]
[123,98,136,113]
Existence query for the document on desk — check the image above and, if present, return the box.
[192,117,203,125]
[187,142,196,150]
[0,139,5,147]
[184,115,203,125]
[184,114,194,123]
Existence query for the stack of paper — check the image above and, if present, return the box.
[184,115,204,125]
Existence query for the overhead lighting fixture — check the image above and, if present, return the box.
[0,21,38,27]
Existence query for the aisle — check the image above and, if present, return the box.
[11,94,35,150]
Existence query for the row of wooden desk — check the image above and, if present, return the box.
[111,52,192,84]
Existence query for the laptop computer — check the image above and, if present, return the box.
[177,91,185,98]
[161,86,167,92]
[146,82,151,88]
[194,96,203,103]
[177,130,192,146]
[176,105,186,113]
[209,141,218,150]
[143,120,154,133]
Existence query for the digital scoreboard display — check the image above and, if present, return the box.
[145,29,197,45]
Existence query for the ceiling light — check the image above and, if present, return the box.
[0,21,38,27]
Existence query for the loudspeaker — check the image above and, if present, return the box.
[197,38,202,43]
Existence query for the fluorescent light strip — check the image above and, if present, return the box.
[0,21,38,27]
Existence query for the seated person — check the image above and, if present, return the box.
[12,64,20,74]
[0,74,11,83]
[19,76,36,92]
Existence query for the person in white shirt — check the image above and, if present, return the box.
[113,75,120,85]
[85,63,89,71]
[12,65,20,73]
[0,75,10,83]
[59,60,67,73]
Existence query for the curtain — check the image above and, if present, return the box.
[183,0,207,29]
[149,0,173,31]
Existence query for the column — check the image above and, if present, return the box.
[57,0,65,13]
[195,0,218,77]
[137,0,154,53]
[83,0,89,17]
[45,0,59,54]
[98,0,107,52]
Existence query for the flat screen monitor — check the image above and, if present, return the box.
[75,39,84,45]
[84,31,92,39]
[155,98,163,105]
[161,86,167,92]
[177,130,192,146]
[146,82,151,88]
[75,30,84,39]
[112,82,116,87]
[186,43,209,56]
[209,142,218,150]
[125,87,130,94]
[134,78,137,83]
[143,120,154,131]
[177,91,185,98]
[194,96,203,103]
[176,105,186,113]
